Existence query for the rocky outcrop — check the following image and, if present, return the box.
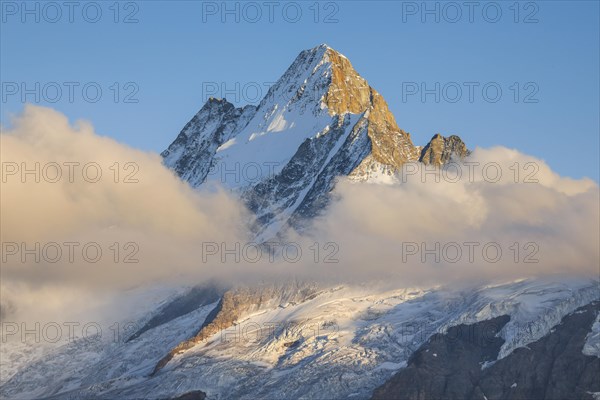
[372,315,510,400]
[127,283,224,342]
[419,133,470,166]
[476,301,600,400]
[371,301,600,400]
[152,281,320,375]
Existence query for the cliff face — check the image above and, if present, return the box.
[419,133,470,166]
[323,48,420,168]
[372,301,600,400]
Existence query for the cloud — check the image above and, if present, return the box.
[1,105,248,324]
[300,147,599,285]
[1,105,598,327]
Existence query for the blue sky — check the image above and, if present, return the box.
[1,0,598,180]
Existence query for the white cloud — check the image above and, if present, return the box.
[1,105,598,326]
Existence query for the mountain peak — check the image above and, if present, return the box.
[315,42,332,49]
[163,46,469,237]
[306,43,346,58]
[311,42,332,51]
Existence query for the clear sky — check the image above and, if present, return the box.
[1,0,598,180]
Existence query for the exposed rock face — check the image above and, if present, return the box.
[153,281,320,375]
[419,133,470,166]
[363,91,420,168]
[323,49,419,168]
[372,315,510,400]
[161,99,256,187]
[242,114,372,231]
[476,301,600,400]
[128,283,224,342]
[162,44,467,238]
[371,301,600,400]
[323,48,372,116]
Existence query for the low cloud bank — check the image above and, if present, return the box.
[1,105,248,325]
[1,106,598,327]
[302,148,598,285]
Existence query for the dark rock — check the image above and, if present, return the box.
[372,315,510,400]
[128,282,224,342]
[164,390,207,400]
[477,301,600,400]
[283,340,301,348]
[371,301,600,400]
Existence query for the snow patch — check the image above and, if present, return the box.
[583,311,600,357]
[217,138,237,152]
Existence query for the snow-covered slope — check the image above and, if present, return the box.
[1,278,598,399]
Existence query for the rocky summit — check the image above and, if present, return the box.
[161,44,468,239]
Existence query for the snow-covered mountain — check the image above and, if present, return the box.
[2,45,598,400]
[161,44,467,238]
[1,279,598,399]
